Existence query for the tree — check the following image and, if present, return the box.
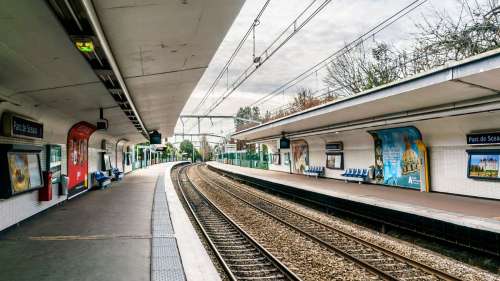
[291,88,322,111]
[164,142,176,161]
[323,1,500,98]
[235,106,262,131]
[323,42,401,98]
[179,140,194,160]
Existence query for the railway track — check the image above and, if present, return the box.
[174,164,302,281]
[193,164,462,281]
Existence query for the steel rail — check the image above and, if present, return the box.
[195,165,462,281]
[174,164,302,281]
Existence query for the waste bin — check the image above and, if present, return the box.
[59,175,69,196]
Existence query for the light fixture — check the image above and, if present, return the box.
[75,39,94,53]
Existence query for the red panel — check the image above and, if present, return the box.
[67,122,96,190]
[39,171,52,201]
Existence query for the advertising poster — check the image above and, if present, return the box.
[7,152,42,194]
[291,140,309,174]
[370,127,429,191]
[67,122,96,190]
[103,154,112,170]
[8,153,30,193]
[468,152,500,179]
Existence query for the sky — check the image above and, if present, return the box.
[169,0,484,146]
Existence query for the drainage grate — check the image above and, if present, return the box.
[151,175,186,281]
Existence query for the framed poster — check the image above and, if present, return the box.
[7,151,43,194]
[291,140,309,174]
[467,150,500,180]
[8,152,30,193]
[271,153,280,165]
[103,154,112,170]
[326,152,343,170]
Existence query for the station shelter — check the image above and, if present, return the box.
[230,50,500,200]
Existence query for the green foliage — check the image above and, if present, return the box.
[235,106,262,131]
[179,140,202,161]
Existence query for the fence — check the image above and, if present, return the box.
[217,152,269,170]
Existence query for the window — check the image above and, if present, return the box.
[326,152,343,170]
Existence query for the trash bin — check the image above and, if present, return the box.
[368,166,375,180]
[59,175,69,196]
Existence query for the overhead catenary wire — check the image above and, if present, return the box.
[191,0,272,115]
[248,0,428,108]
[202,0,333,116]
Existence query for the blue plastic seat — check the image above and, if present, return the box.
[112,168,124,181]
[95,171,111,188]
[341,168,351,177]
[361,169,368,178]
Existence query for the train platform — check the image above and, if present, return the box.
[207,161,500,255]
[0,162,220,281]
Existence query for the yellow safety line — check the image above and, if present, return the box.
[28,234,153,241]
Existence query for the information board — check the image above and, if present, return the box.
[2,112,43,139]
[467,132,500,145]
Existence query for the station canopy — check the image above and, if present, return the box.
[0,0,244,143]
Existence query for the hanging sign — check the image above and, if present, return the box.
[149,131,162,145]
[2,112,43,139]
[467,132,500,145]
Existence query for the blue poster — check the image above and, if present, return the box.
[370,127,429,191]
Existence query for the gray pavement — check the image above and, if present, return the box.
[0,166,162,281]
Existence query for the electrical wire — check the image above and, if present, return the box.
[191,0,272,114]
[249,0,427,107]
[202,0,333,115]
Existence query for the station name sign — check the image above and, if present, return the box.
[466,132,500,145]
[2,112,43,139]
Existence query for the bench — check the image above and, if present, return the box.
[304,166,325,178]
[94,171,111,189]
[112,168,124,181]
[341,168,369,183]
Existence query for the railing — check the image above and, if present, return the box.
[217,152,269,170]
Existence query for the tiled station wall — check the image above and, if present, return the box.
[267,111,500,200]
[0,103,135,231]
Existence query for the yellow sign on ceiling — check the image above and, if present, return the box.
[75,40,94,53]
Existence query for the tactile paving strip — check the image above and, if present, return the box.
[151,174,187,281]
